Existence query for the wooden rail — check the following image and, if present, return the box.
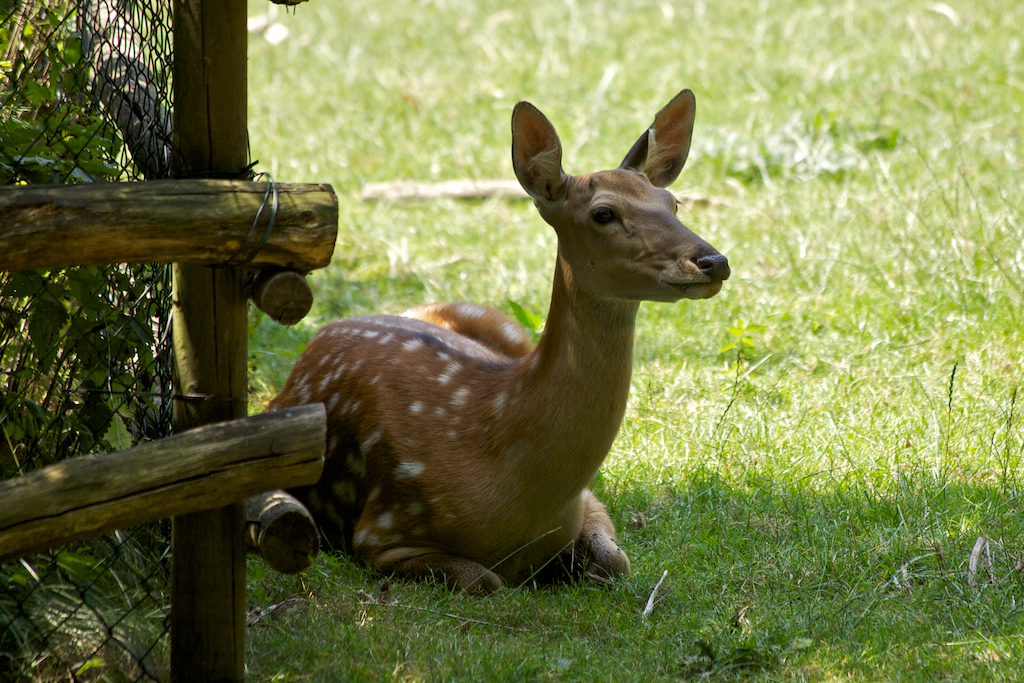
[0,179,337,273]
[0,405,326,566]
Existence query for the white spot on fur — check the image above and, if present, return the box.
[326,393,340,414]
[363,531,381,546]
[331,479,357,503]
[434,406,447,416]
[327,435,339,454]
[437,361,462,385]
[437,351,450,362]
[361,428,383,455]
[349,399,362,414]
[406,502,423,515]
[370,374,381,384]
[368,486,380,501]
[363,330,379,338]
[380,332,395,344]
[447,430,457,439]
[377,511,393,529]
[451,387,470,406]
[402,338,425,352]
[457,303,485,319]
[409,401,423,414]
[493,391,508,412]
[329,363,348,385]
[502,321,524,344]
[394,461,424,480]
[346,451,366,477]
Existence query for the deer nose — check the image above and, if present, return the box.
[696,253,730,281]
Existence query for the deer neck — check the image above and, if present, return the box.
[507,253,639,494]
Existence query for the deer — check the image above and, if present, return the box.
[267,88,730,592]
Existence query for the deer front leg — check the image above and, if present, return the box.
[576,490,630,583]
[374,547,503,594]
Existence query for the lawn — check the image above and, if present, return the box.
[243,0,1023,680]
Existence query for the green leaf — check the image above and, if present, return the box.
[1,272,42,298]
[103,412,133,451]
[73,659,105,675]
[507,299,543,331]
[0,117,43,148]
[24,80,53,104]
[28,296,68,373]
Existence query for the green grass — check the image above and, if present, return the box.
[244,0,1023,680]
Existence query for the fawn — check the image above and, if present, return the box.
[268,89,730,592]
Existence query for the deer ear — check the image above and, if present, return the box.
[619,89,696,188]
[512,102,567,202]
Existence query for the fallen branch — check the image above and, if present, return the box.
[362,179,725,207]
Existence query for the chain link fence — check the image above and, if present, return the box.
[2,0,177,679]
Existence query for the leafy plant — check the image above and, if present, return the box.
[719,317,767,374]
[0,0,122,184]
[0,266,168,477]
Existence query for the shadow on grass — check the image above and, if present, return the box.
[609,465,1023,680]
[243,465,1021,681]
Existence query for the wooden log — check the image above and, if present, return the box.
[0,179,338,273]
[170,1,250,680]
[251,268,314,326]
[245,490,320,574]
[0,405,326,566]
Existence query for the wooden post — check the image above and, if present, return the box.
[170,0,248,681]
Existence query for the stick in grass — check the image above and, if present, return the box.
[642,569,669,619]
[967,536,987,590]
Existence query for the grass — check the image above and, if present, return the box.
[243,0,1023,680]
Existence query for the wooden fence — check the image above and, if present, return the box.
[0,1,338,679]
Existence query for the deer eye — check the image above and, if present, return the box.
[592,206,615,224]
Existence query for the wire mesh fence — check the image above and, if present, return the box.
[2,0,176,679]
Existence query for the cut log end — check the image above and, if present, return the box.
[245,490,320,574]
[251,269,314,326]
